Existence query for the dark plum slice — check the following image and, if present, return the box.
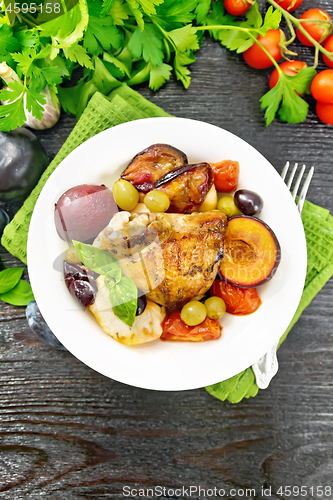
[121,144,187,192]
[26,300,66,350]
[154,163,214,213]
[63,260,98,308]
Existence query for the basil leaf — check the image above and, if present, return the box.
[104,268,122,290]
[109,276,137,328]
[0,267,24,294]
[0,279,34,306]
[73,240,120,275]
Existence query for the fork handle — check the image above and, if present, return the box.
[252,343,279,389]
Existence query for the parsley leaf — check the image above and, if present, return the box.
[11,47,63,91]
[126,0,144,31]
[128,23,164,66]
[258,5,282,35]
[149,62,172,90]
[108,0,131,24]
[154,0,197,29]
[101,0,117,16]
[260,82,282,126]
[0,80,46,131]
[64,44,94,69]
[195,0,211,24]
[168,24,199,52]
[260,67,317,125]
[0,81,27,131]
[174,50,195,88]
[137,0,163,16]
[215,3,281,54]
[0,24,20,53]
[83,15,123,56]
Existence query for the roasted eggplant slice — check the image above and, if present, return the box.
[121,144,187,192]
[155,162,214,213]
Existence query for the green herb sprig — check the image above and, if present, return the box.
[0,267,34,306]
[73,240,138,327]
[1,0,333,128]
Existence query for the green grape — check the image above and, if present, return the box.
[181,300,207,326]
[204,296,226,320]
[64,246,81,264]
[144,190,170,212]
[113,180,139,211]
[217,196,242,217]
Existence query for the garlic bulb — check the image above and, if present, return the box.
[0,61,61,130]
[24,87,61,130]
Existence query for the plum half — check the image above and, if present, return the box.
[54,184,117,243]
[121,144,187,192]
[154,162,214,213]
[219,216,281,288]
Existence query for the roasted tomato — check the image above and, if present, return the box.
[154,162,214,213]
[121,144,187,192]
[161,310,222,341]
[211,279,262,315]
[210,160,239,193]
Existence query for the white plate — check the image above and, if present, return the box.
[27,117,307,391]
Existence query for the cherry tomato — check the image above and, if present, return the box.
[224,0,251,16]
[316,101,333,125]
[243,29,282,69]
[275,0,303,12]
[210,160,239,193]
[296,9,332,47]
[211,280,262,315]
[323,35,333,68]
[311,69,333,103]
[161,310,222,342]
[269,60,308,90]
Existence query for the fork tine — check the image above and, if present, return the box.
[281,161,290,181]
[292,164,306,199]
[297,166,314,214]
[286,162,298,189]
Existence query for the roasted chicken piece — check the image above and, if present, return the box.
[93,211,227,311]
[121,144,187,192]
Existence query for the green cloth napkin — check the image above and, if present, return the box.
[2,84,333,402]
[206,199,333,403]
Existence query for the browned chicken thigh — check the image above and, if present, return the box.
[93,211,227,310]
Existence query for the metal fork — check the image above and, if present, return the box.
[252,162,314,390]
[281,161,314,215]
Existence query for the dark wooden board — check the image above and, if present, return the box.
[1,0,333,498]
